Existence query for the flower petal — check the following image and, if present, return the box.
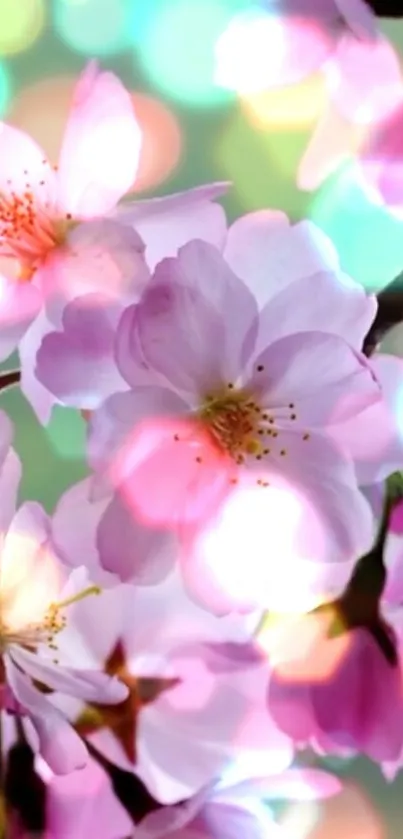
[57,61,142,216]
[224,214,340,309]
[0,123,56,205]
[5,657,88,774]
[0,275,41,362]
[265,429,374,564]
[255,267,376,350]
[96,493,176,584]
[108,415,234,529]
[35,293,128,410]
[330,354,403,484]
[46,758,133,839]
[19,308,62,424]
[115,183,229,270]
[51,478,112,578]
[11,646,128,705]
[87,388,189,484]
[334,0,377,38]
[135,241,258,398]
[249,331,380,427]
[39,218,149,326]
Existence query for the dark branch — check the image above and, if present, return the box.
[363,271,403,356]
[0,370,20,394]
[364,0,403,15]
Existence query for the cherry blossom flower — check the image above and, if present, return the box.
[264,495,403,771]
[35,211,377,416]
[45,568,291,805]
[0,422,128,774]
[0,62,228,422]
[80,234,380,599]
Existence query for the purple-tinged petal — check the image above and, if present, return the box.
[255,269,376,351]
[11,647,129,705]
[334,0,377,36]
[135,242,258,398]
[97,494,176,584]
[330,354,403,484]
[35,294,128,410]
[51,479,113,580]
[19,309,64,424]
[115,183,229,270]
[5,658,88,774]
[114,301,173,390]
[249,331,380,427]
[310,630,403,762]
[46,758,133,839]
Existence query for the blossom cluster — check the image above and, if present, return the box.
[1,1,403,835]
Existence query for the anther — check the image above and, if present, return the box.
[256,365,264,372]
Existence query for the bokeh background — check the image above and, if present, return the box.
[1,1,403,836]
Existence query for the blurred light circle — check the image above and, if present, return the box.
[241,74,325,132]
[0,63,12,116]
[5,76,77,163]
[130,93,182,192]
[216,110,307,212]
[136,0,248,107]
[54,0,132,56]
[0,0,45,56]
[215,8,332,94]
[310,162,403,292]
[302,783,384,839]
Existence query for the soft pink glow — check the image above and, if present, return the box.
[130,93,182,193]
[258,608,351,684]
[111,416,235,528]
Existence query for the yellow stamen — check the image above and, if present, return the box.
[51,585,101,611]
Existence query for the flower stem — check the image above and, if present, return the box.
[0,370,20,394]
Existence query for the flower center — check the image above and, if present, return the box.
[199,386,262,464]
[0,164,75,281]
[0,584,101,657]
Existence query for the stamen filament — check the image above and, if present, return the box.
[52,585,101,611]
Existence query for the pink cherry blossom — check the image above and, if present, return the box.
[265,508,403,770]
[0,62,228,423]
[47,568,291,805]
[34,210,375,419]
[0,437,128,774]
[80,234,379,605]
